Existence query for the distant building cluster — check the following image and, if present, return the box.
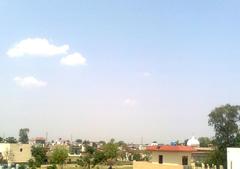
[2,135,239,169]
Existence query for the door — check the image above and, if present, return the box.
[182,156,188,165]
[159,155,163,164]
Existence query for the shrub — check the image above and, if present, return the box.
[47,164,57,169]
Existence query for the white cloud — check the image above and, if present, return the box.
[124,98,137,106]
[14,76,47,88]
[143,72,152,77]
[60,52,87,66]
[7,38,69,57]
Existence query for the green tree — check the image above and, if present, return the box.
[205,149,224,168]
[75,139,82,144]
[142,151,151,161]
[31,146,47,167]
[5,137,17,143]
[99,141,106,145]
[47,165,57,169]
[117,141,126,147]
[18,164,26,169]
[92,151,105,166]
[51,146,68,169]
[0,137,4,143]
[198,137,211,147]
[102,139,119,167]
[208,104,240,168]
[28,159,37,169]
[83,140,90,145]
[19,128,30,144]
[133,153,141,161]
[77,146,97,169]
[184,139,188,146]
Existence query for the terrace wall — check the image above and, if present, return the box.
[133,161,184,169]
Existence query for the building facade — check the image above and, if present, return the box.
[227,148,240,169]
[0,143,32,164]
[147,145,195,166]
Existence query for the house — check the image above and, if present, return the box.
[146,145,196,166]
[0,143,32,164]
[30,137,46,147]
[186,136,213,163]
[192,147,213,163]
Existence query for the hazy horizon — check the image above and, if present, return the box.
[1,0,240,144]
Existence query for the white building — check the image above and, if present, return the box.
[187,136,200,147]
[146,145,195,166]
[227,148,240,169]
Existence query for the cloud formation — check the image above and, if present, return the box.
[14,76,47,88]
[60,52,87,66]
[7,38,69,57]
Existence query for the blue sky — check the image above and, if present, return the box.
[1,0,240,143]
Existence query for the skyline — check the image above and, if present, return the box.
[1,0,240,143]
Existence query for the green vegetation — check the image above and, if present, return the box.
[0,137,3,143]
[75,139,82,144]
[77,139,128,169]
[102,139,119,167]
[77,146,99,169]
[31,146,48,167]
[28,159,37,169]
[5,137,18,143]
[46,164,57,169]
[18,164,27,169]
[57,166,132,169]
[208,104,240,168]
[19,128,30,144]
[198,137,211,147]
[51,146,69,169]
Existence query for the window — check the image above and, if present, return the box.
[182,156,188,165]
[158,155,163,164]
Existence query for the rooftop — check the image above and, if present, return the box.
[146,145,196,152]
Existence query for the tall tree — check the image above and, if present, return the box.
[31,146,47,167]
[51,146,68,169]
[102,139,119,167]
[208,104,240,168]
[198,137,211,147]
[75,139,82,144]
[77,146,99,169]
[184,139,188,146]
[19,128,30,144]
[0,137,4,143]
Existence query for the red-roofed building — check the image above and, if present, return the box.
[146,145,196,166]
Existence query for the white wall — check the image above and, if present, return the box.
[151,151,192,165]
[227,148,240,169]
[0,143,32,163]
